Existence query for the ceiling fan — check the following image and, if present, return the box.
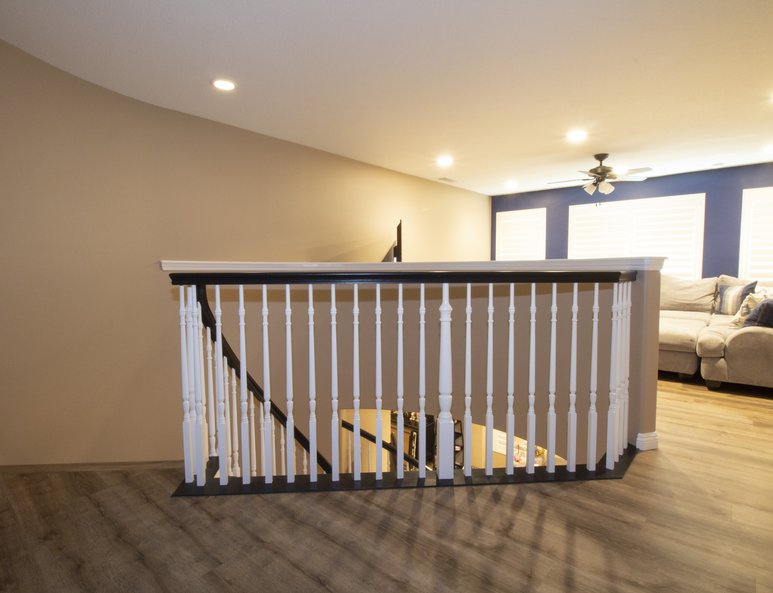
[552,153,652,195]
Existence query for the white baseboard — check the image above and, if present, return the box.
[636,431,659,450]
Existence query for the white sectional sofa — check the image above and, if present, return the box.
[658,274,773,390]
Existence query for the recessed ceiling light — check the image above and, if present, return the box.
[505,179,519,190]
[436,155,454,168]
[212,79,236,91]
[566,129,588,144]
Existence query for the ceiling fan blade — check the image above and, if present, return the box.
[548,177,591,184]
[619,175,649,181]
[624,167,653,175]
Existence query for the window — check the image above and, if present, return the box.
[568,194,706,278]
[495,208,547,261]
[739,187,773,281]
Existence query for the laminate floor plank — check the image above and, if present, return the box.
[1,378,771,593]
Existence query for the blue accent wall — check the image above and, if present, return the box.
[491,162,773,277]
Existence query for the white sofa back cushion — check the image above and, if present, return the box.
[660,275,717,313]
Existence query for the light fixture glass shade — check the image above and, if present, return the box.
[212,79,236,91]
[583,182,597,196]
[598,180,615,194]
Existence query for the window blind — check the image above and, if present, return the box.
[739,187,773,281]
[495,208,547,261]
[568,193,705,278]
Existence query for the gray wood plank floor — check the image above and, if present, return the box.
[1,377,772,593]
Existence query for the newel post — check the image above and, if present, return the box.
[437,283,454,480]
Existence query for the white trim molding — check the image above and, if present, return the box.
[160,257,666,274]
[636,431,659,451]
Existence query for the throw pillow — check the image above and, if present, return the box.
[718,274,753,287]
[730,292,769,327]
[744,298,773,328]
[717,281,757,315]
[660,275,717,313]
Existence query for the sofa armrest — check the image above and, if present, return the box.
[716,326,773,388]
[723,326,773,361]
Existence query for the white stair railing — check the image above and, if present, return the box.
[163,259,657,493]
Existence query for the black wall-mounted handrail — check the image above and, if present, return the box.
[195,285,333,475]
[341,420,420,469]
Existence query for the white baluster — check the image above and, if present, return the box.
[606,283,619,470]
[352,284,361,480]
[205,326,216,458]
[196,303,207,483]
[397,284,405,479]
[330,285,340,482]
[238,286,250,484]
[214,286,228,485]
[308,285,317,483]
[185,287,202,484]
[375,284,383,480]
[249,391,257,477]
[567,283,578,472]
[615,282,625,459]
[547,283,557,474]
[587,283,599,470]
[178,286,193,484]
[230,366,239,476]
[345,424,352,473]
[485,283,494,476]
[284,285,295,483]
[271,418,277,477]
[418,283,427,479]
[527,283,537,474]
[464,283,472,478]
[259,401,265,476]
[223,357,233,476]
[279,423,287,476]
[188,286,206,486]
[261,285,273,484]
[506,283,515,476]
[437,283,454,480]
[622,281,632,454]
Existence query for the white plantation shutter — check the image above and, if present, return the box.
[495,208,547,261]
[568,194,705,278]
[739,187,773,281]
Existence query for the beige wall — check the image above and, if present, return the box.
[0,41,490,465]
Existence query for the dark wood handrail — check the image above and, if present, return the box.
[172,269,636,287]
[195,285,333,475]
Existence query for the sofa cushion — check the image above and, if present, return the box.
[659,313,711,353]
[730,291,771,327]
[718,274,754,287]
[744,298,773,328]
[717,281,756,315]
[660,310,712,322]
[660,275,717,313]
[696,315,735,357]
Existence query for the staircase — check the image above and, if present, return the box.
[162,258,664,495]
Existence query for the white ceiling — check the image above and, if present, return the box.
[1,0,772,196]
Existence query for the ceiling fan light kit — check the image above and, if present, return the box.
[553,153,653,197]
[598,180,615,194]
